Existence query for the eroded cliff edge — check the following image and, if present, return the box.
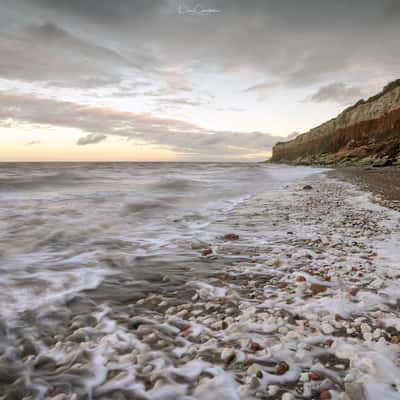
[271,79,400,166]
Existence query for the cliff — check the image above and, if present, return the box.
[271,79,400,166]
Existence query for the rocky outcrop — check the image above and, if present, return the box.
[271,79,400,166]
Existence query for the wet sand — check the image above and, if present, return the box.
[330,167,400,211]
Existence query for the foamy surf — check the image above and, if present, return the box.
[1,163,400,399]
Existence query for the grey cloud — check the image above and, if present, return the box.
[0,91,281,160]
[25,0,160,22]
[0,15,197,105]
[1,0,398,91]
[245,81,279,94]
[0,21,139,88]
[77,133,107,145]
[308,82,363,105]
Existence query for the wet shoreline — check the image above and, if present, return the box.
[329,166,400,211]
[2,166,400,399]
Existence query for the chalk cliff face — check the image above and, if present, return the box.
[271,80,400,166]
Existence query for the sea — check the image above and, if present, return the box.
[0,162,324,399]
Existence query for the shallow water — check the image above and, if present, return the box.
[0,163,323,320]
[0,163,327,399]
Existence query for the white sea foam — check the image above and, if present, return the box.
[3,163,400,399]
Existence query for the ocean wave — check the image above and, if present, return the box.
[150,178,200,191]
[121,200,174,215]
[0,172,89,191]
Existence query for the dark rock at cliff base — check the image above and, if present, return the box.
[271,79,400,166]
[303,185,313,190]
[372,158,393,167]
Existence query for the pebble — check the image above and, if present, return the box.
[321,322,335,335]
[221,348,236,364]
[320,389,332,400]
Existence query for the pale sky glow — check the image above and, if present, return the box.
[0,126,179,162]
[0,0,398,161]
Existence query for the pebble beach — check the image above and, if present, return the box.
[1,165,400,400]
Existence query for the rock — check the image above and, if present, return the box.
[335,314,343,321]
[320,389,332,400]
[142,365,153,374]
[310,283,328,294]
[221,348,236,365]
[201,248,213,256]
[176,309,189,318]
[309,372,322,381]
[249,341,262,352]
[222,233,240,241]
[276,361,289,375]
[296,275,306,282]
[66,329,87,343]
[211,321,224,330]
[303,185,313,190]
[349,288,359,296]
[321,322,335,334]
[325,338,334,347]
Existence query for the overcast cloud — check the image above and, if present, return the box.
[0,91,281,159]
[307,83,365,105]
[1,1,398,89]
[0,0,398,159]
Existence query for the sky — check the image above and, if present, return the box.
[0,0,399,161]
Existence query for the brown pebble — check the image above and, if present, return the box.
[310,283,328,294]
[222,233,240,241]
[391,336,399,344]
[325,339,334,347]
[201,248,213,256]
[309,372,321,380]
[349,288,359,296]
[320,389,332,400]
[276,361,289,375]
[335,314,343,322]
[296,275,306,282]
[224,353,235,366]
[249,341,262,352]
